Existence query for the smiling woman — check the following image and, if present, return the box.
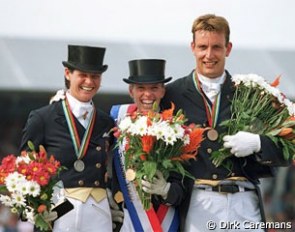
[65,69,102,102]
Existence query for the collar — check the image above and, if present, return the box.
[66,92,93,120]
[197,72,226,93]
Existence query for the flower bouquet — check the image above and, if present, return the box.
[0,141,63,231]
[114,103,204,209]
[211,74,295,167]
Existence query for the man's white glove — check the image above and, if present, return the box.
[223,131,261,157]
[49,89,66,104]
[42,210,58,222]
[141,170,171,199]
[106,188,124,229]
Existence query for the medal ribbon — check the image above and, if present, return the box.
[62,97,96,159]
[192,72,221,128]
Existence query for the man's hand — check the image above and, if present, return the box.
[141,170,171,199]
[106,188,124,229]
[49,89,66,104]
[223,131,261,157]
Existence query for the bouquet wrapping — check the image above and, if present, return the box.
[211,74,295,167]
[0,141,63,231]
[114,103,204,209]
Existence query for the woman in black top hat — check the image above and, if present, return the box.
[110,59,184,232]
[20,45,115,232]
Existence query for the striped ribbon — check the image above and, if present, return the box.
[192,72,221,128]
[62,97,96,159]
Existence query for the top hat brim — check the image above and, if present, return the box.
[123,76,172,84]
[62,61,108,74]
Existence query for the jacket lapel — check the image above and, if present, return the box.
[219,70,235,113]
[182,71,206,110]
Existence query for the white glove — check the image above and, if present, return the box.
[42,210,58,222]
[49,89,66,104]
[142,170,171,199]
[106,188,124,229]
[223,131,261,157]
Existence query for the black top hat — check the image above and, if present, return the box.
[62,45,108,74]
[123,59,172,84]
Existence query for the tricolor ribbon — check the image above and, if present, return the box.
[62,97,96,160]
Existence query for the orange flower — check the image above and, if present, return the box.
[161,102,175,121]
[37,204,47,213]
[141,135,154,153]
[182,127,205,154]
[270,75,281,87]
[171,153,197,161]
[278,128,293,137]
[38,145,47,162]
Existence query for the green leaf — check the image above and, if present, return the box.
[0,185,8,193]
[27,141,35,151]
[143,161,157,181]
[34,214,52,231]
[162,159,173,169]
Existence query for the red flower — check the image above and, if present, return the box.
[141,135,155,153]
[1,155,16,173]
[32,171,50,186]
[37,204,47,213]
[29,162,43,174]
[17,162,30,176]
[44,162,57,175]
[140,154,146,161]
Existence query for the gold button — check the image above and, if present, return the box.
[207,148,212,154]
[212,174,218,180]
[231,172,235,177]
[78,180,84,186]
[96,163,102,168]
[94,181,100,186]
[96,146,102,151]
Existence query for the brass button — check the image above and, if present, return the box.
[207,148,212,154]
[96,163,102,169]
[96,146,102,151]
[212,174,218,180]
[231,172,235,177]
[78,180,84,186]
[94,181,100,186]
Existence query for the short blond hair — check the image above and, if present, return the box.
[191,14,230,45]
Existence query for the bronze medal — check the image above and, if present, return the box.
[74,160,85,172]
[207,129,219,141]
[125,168,136,181]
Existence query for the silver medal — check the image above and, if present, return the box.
[74,160,85,172]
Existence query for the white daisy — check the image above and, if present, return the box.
[11,192,26,207]
[0,194,13,207]
[27,181,41,197]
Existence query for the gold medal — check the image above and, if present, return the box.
[125,168,136,181]
[74,160,85,172]
[207,129,219,141]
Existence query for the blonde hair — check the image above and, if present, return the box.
[191,14,230,45]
